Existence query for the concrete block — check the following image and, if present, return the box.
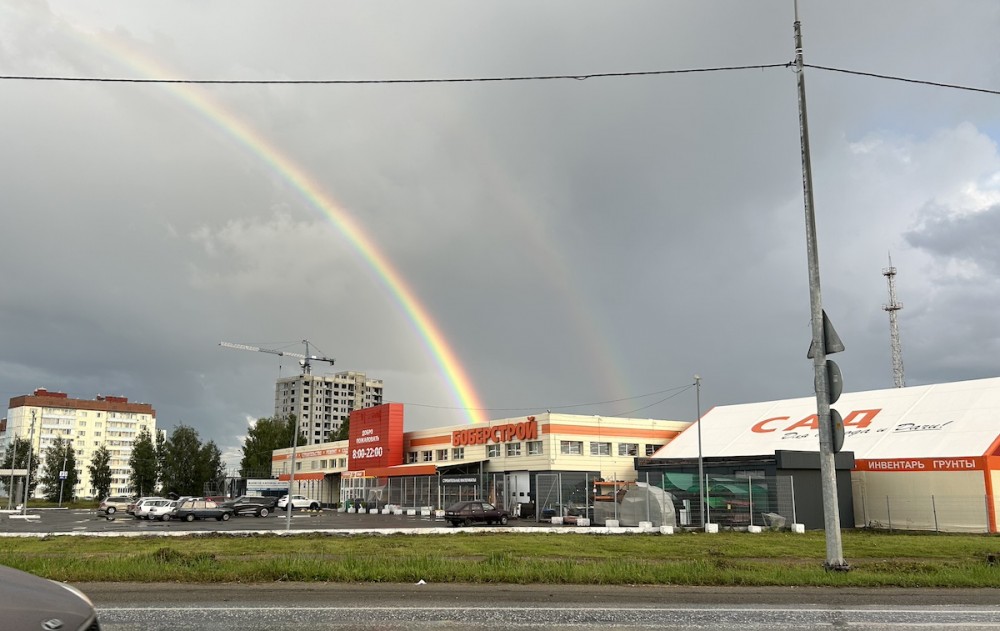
[369,508,379,514]
[381,508,391,514]
[605,519,620,529]
[406,509,417,516]
[575,518,590,527]
[747,525,762,534]
[638,521,654,530]
[550,516,563,525]
[393,508,404,515]
[704,523,719,533]
[346,507,356,514]
[420,509,431,516]
[791,523,805,533]
[660,525,675,535]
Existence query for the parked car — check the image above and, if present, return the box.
[276,494,320,511]
[0,563,100,631]
[221,495,278,517]
[445,501,510,527]
[171,498,234,522]
[129,497,166,518]
[135,499,177,521]
[98,495,134,515]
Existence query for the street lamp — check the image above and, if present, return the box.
[694,375,704,528]
[58,439,73,507]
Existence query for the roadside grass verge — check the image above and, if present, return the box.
[1,530,998,587]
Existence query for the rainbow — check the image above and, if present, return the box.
[82,30,489,423]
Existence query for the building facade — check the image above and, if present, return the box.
[3,388,157,498]
[274,371,383,445]
[271,406,689,518]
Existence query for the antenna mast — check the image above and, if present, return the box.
[882,254,905,388]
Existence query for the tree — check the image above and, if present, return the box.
[129,427,159,497]
[239,415,296,478]
[334,416,350,442]
[198,441,226,497]
[88,445,113,501]
[40,437,79,502]
[160,424,204,497]
[1,436,40,500]
[154,429,166,488]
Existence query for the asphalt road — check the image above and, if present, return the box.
[84,583,1000,630]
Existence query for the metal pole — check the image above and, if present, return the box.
[748,476,754,527]
[790,475,797,524]
[58,441,69,507]
[285,420,298,531]
[694,375,705,527]
[793,0,846,570]
[6,430,17,510]
[22,414,36,515]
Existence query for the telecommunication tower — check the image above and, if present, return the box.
[882,255,905,388]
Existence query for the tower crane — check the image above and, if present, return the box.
[219,340,335,375]
[220,339,335,531]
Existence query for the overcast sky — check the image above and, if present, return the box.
[2,1,999,469]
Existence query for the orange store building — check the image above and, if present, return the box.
[272,404,689,513]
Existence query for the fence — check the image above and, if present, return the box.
[852,483,993,533]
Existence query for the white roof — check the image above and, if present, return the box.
[654,377,1000,460]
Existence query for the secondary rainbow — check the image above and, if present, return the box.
[86,30,489,423]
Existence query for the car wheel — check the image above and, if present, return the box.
[161,514,170,522]
[258,508,269,517]
[499,515,508,525]
[309,503,319,511]
[463,518,472,527]
[185,513,195,522]
[220,512,231,521]
[106,507,116,515]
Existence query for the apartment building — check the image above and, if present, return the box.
[274,371,383,445]
[3,388,157,498]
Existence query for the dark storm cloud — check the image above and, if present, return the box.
[2,1,1000,467]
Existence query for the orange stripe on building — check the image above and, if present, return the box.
[277,472,326,481]
[542,424,681,440]
[985,456,999,533]
[408,435,452,447]
[363,464,438,478]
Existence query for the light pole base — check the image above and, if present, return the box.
[824,560,851,572]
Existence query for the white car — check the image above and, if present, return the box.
[130,497,166,518]
[136,499,177,521]
[276,495,320,511]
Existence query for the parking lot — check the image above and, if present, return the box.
[0,508,553,535]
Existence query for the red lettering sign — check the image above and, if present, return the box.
[451,420,538,446]
[750,409,882,433]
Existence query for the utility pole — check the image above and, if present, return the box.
[22,412,36,515]
[694,375,705,528]
[58,439,72,507]
[793,0,848,570]
[6,430,18,510]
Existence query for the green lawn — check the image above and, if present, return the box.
[1,530,998,587]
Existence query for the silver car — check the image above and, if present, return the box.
[0,564,100,630]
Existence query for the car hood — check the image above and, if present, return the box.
[0,565,96,631]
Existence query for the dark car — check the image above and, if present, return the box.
[172,497,234,522]
[444,501,510,527]
[221,495,278,517]
[0,564,100,631]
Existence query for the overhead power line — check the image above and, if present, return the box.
[0,63,791,85]
[804,64,1000,97]
[1,63,996,97]
[404,383,694,413]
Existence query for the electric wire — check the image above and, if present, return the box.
[0,63,792,85]
[401,383,694,413]
[804,63,1000,97]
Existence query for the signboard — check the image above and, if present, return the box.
[246,479,289,493]
[348,403,404,470]
[451,419,538,447]
[0,469,28,476]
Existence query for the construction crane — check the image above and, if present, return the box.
[219,340,335,375]
[220,339,335,531]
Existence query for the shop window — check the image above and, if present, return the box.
[452,447,465,460]
[590,442,611,456]
[338,458,346,468]
[618,443,639,456]
[560,441,582,455]
[645,444,664,456]
[436,449,449,461]
[408,451,419,464]
[422,450,433,462]
[506,442,521,457]
[487,444,501,458]
[527,441,543,456]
